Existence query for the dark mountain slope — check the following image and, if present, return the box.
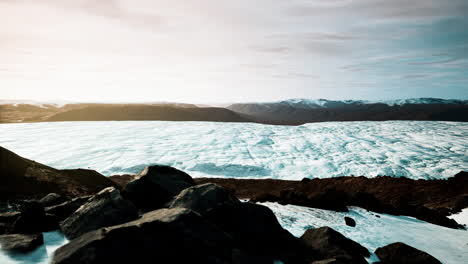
[227,100,468,125]
[47,105,251,123]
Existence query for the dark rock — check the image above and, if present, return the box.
[123,165,195,211]
[108,174,136,188]
[195,173,468,229]
[10,201,58,234]
[205,202,311,263]
[300,227,369,264]
[0,233,44,253]
[312,257,354,264]
[301,178,311,184]
[39,193,68,207]
[168,183,240,215]
[0,146,117,201]
[60,187,138,239]
[0,211,20,224]
[375,242,442,264]
[344,217,356,227]
[308,189,350,212]
[46,196,91,221]
[52,208,235,264]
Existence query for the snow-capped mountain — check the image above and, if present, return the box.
[227,98,468,124]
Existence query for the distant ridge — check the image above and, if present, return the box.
[0,98,466,124]
[227,98,468,125]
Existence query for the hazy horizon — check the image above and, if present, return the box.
[2,0,468,103]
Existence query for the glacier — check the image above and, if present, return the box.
[0,121,466,179]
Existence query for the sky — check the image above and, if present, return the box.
[1,0,468,103]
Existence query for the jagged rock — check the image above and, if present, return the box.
[10,201,58,234]
[300,227,369,264]
[344,217,356,227]
[375,242,442,264]
[122,165,195,211]
[60,187,138,239]
[168,183,240,215]
[205,202,311,263]
[0,233,44,253]
[52,208,236,264]
[0,146,117,201]
[39,193,68,207]
[45,196,91,221]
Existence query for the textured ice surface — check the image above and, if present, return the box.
[0,231,67,264]
[0,121,466,179]
[263,203,468,264]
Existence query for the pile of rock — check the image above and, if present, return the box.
[0,164,443,264]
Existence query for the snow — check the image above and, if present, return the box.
[270,98,468,108]
[449,208,468,227]
[262,203,468,264]
[0,121,466,179]
[0,121,467,179]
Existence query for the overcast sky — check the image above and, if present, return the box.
[2,0,468,103]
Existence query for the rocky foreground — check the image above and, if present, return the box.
[1,146,465,263]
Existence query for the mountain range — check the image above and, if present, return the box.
[1,98,467,124]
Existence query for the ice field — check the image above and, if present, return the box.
[0,121,466,179]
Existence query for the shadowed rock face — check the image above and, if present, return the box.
[52,208,237,264]
[375,242,442,264]
[168,183,241,215]
[60,187,138,240]
[122,165,195,211]
[0,233,44,253]
[0,147,117,201]
[300,227,369,264]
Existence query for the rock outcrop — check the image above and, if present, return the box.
[168,183,240,215]
[196,173,468,229]
[375,242,442,264]
[123,165,195,211]
[52,208,237,264]
[60,187,138,239]
[0,233,44,253]
[39,193,68,207]
[0,146,117,201]
[300,227,369,264]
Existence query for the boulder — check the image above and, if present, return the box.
[123,165,195,211]
[39,193,68,207]
[300,227,369,264]
[10,201,58,234]
[205,202,311,263]
[168,183,240,215]
[344,217,356,227]
[375,242,442,264]
[52,208,235,264]
[46,196,91,221]
[60,187,138,239]
[0,233,44,253]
